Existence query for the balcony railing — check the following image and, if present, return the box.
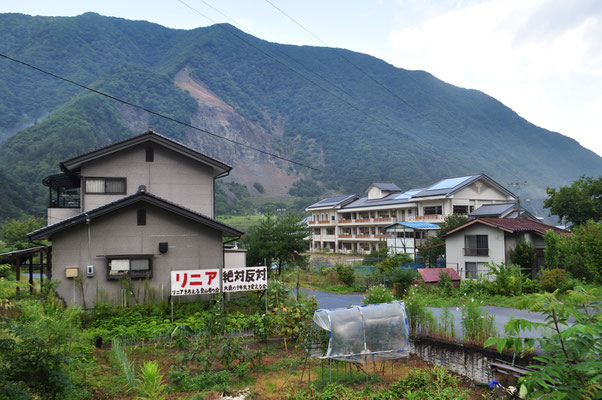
[308,221,316,225]
[338,234,352,238]
[416,215,441,220]
[374,217,391,222]
[374,234,387,239]
[463,248,489,256]
[318,220,331,224]
[356,234,371,238]
[50,198,81,209]
[355,218,371,223]
[338,219,352,223]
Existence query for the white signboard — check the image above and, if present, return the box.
[170,267,267,296]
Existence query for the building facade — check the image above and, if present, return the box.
[306,174,516,254]
[29,130,243,307]
[444,218,567,279]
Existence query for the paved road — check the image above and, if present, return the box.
[300,288,552,339]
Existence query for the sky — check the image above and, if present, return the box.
[3,0,601,156]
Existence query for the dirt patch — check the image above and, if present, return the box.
[174,68,234,113]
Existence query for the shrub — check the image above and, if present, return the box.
[539,268,574,293]
[437,269,455,296]
[487,262,523,296]
[522,278,541,294]
[461,300,496,345]
[509,239,535,271]
[389,366,471,399]
[363,284,394,305]
[377,253,413,275]
[388,267,418,297]
[335,263,355,287]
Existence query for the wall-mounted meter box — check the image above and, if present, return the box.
[65,267,79,278]
[86,265,94,277]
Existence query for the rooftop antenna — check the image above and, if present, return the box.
[507,181,527,217]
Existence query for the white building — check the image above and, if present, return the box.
[306,174,516,254]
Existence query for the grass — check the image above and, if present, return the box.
[280,269,365,295]
[217,214,263,232]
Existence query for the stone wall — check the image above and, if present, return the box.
[411,335,531,384]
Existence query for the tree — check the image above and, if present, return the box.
[244,213,309,275]
[0,216,45,252]
[485,287,601,399]
[543,175,601,226]
[509,239,535,271]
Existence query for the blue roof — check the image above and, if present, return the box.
[427,176,473,191]
[383,222,440,230]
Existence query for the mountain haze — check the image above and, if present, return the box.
[0,12,600,222]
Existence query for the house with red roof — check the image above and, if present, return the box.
[443,218,568,280]
[417,267,461,287]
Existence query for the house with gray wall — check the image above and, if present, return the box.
[28,130,243,307]
[444,218,567,280]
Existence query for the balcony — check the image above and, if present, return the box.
[356,234,371,238]
[338,219,352,224]
[416,215,441,221]
[464,248,489,256]
[374,234,387,239]
[308,221,316,225]
[338,234,352,238]
[355,218,371,223]
[318,220,331,224]
[374,217,392,222]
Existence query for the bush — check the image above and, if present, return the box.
[509,239,535,271]
[487,262,523,296]
[363,284,394,305]
[388,267,418,297]
[404,290,437,335]
[461,300,496,345]
[438,270,455,296]
[522,278,540,294]
[377,253,413,275]
[389,366,471,399]
[539,268,574,293]
[335,263,355,287]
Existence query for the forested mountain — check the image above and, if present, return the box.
[0,12,600,222]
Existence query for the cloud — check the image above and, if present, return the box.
[388,0,602,155]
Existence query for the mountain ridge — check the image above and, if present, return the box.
[0,13,600,222]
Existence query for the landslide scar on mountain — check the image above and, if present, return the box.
[173,68,234,114]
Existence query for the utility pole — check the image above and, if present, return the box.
[508,181,527,217]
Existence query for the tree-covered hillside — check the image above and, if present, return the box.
[0,12,600,222]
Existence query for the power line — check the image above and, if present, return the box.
[263,0,421,115]
[0,52,334,176]
[177,0,427,147]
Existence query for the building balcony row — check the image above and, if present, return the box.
[311,214,444,225]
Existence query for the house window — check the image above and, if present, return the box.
[137,209,146,226]
[314,228,320,235]
[465,262,477,278]
[146,146,154,162]
[453,205,469,214]
[464,235,489,256]
[107,256,152,279]
[85,177,126,194]
[423,206,442,215]
[326,228,335,235]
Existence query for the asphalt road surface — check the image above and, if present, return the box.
[300,288,552,339]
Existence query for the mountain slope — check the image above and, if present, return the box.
[0,13,600,222]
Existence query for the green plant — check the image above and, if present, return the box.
[389,366,471,399]
[233,362,250,379]
[218,336,244,369]
[388,267,418,297]
[485,286,602,399]
[405,290,437,335]
[438,269,455,296]
[111,337,136,389]
[363,284,394,305]
[522,278,540,294]
[461,299,496,345]
[335,263,355,287]
[487,262,523,296]
[135,361,167,400]
[540,268,573,293]
[509,239,536,272]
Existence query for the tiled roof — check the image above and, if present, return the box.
[307,194,359,209]
[477,218,567,235]
[469,202,516,217]
[445,217,568,237]
[417,268,461,283]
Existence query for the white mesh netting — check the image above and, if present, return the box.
[310,301,410,363]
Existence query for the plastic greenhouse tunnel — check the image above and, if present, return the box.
[309,301,410,363]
